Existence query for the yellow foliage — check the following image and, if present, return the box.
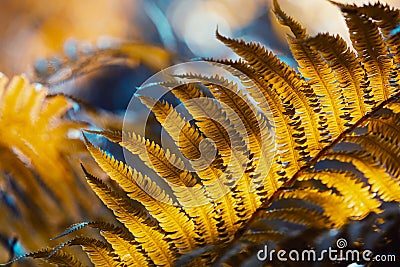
[3,1,400,267]
[0,75,101,255]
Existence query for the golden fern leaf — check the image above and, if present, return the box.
[165,75,278,197]
[169,84,243,164]
[89,129,221,245]
[168,74,275,162]
[346,133,400,177]
[171,74,264,159]
[279,189,353,227]
[83,137,199,253]
[0,248,85,267]
[325,151,400,202]
[256,207,332,229]
[54,221,151,266]
[211,103,399,265]
[208,81,263,158]
[367,113,400,145]
[80,165,176,266]
[215,32,324,156]
[87,129,196,187]
[334,1,400,80]
[209,0,399,240]
[298,170,381,218]
[138,95,243,233]
[308,33,369,120]
[137,96,216,171]
[0,76,80,213]
[98,228,149,267]
[0,144,49,212]
[273,0,350,138]
[331,1,397,102]
[167,83,261,214]
[207,59,302,181]
[54,237,126,267]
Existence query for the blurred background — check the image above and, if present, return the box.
[0,0,398,76]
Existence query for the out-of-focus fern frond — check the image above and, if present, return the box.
[0,75,105,263]
[33,41,174,87]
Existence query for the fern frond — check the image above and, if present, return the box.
[47,2,400,267]
[170,73,278,189]
[0,74,103,254]
[88,130,221,245]
[215,32,324,155]
[99,228,150,266]
[208,59,302,180]
[168,83,261,214]
[172,74,264,159]
[170,83,246,166]
[272,0,306,39]
[298,170,381,218]
[280,189,352,227]
[138,95,243,233]
[56,236,126,267]
[0,77,77,210]
[335,2,400,76]
[308,33,369,119]
[367,114,400,145]
[207,79,263,157]
[257,207,332,229]
[0,248,85,267]
[346,133,400,177]
[83,136,200,253]
[80,165,176,266]
[333,1,396,102]
[274,0,351,138]
[325,151,400,202]
[171,72,280,195]
[53,221,151,266]
[137,96,217,173]
[87,129,196,187]
[90,127,225,262]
